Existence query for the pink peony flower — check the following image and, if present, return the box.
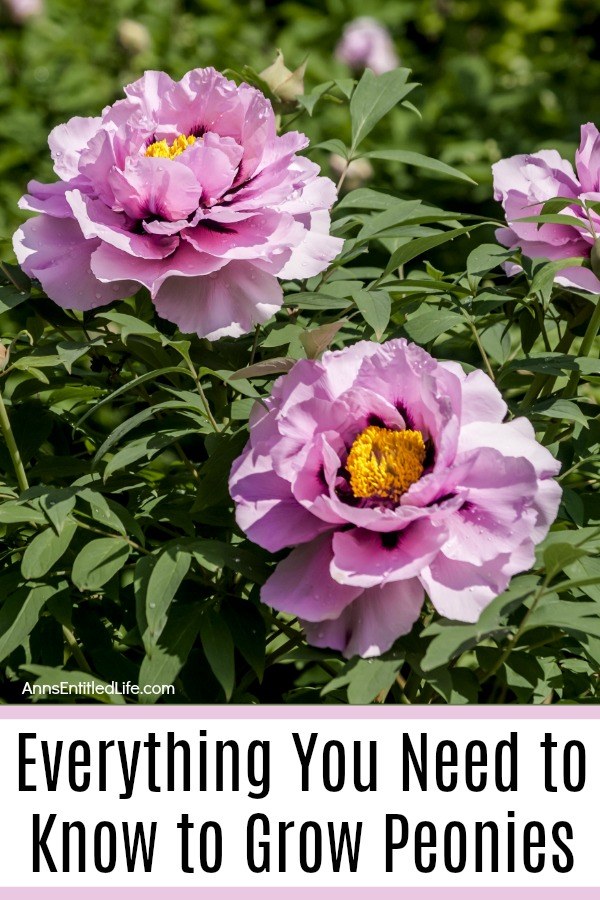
[13,68,342,340]
[229,339,561,659]
[4,0,43,21]
[493,123,600,293]
[335,17,399,75]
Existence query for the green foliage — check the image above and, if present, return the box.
[0,0,599,705]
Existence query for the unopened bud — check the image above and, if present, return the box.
[259,50,306,104]
[0,344,9,372]
[118,19,151,55]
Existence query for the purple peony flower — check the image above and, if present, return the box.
[335,17,399,75]
[493,123,600,293]
[13,68,342,340]
[229,339,561,659]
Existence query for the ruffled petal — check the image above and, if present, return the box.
[13,216,136,310]
[330,519,448,588]
[303,578,423,658]
[262,534,363,622]
[152,260,283,339]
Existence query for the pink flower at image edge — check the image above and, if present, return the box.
[13,68,342,340]
[493,122,600,293]
[229,339,561,659]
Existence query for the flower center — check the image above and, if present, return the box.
[346,425,425,502]
[145,133,196,160]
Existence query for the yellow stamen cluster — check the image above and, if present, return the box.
[346,425,425,502]
[145,133,196,160]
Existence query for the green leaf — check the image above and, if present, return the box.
[352,289,391,339]
[322,657,402,703]
[543,543,589,581]
[71,538,130,592]
[74,366,191,429]
[421,575,539,671]
[0,502,46,525]
[222,601,266,681]
[0,583,62,662]
[384,224,484,276]
[145,546,192,645]
[21,521,77,580]
[357,200,423,241]
[200,611,235,700]
[366,149,476,184]
[467,243,514,276]
[39,488,76,533]
[189,540,270,584]
[57,340,103,374]
[103,428,198,479]
[350,68,415,150]
[533,398,589,429]
[138,603,204,703]
[404,309,464,344]
[516,213,592,229]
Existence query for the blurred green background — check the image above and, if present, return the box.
[2,0,599,256]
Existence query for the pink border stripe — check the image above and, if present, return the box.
[0,704,599,718]
[4,889,597,898]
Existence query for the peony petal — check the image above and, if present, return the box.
[152,259,283,339]
[13,216,136,310]
[90,239,226,293]
[303,578,423,659]
[48,115,102,179]
[108,156,201,221]
[229,443,333,553]
[261,534,362,622]
[576,123,600,193]
[330,519,448,588]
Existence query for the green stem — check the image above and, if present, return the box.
[519,329,575,410]
[62,625,93,674]
[0,389,29,492]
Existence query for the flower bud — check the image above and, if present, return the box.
[118,19,151,55]
[259,51,306,105]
